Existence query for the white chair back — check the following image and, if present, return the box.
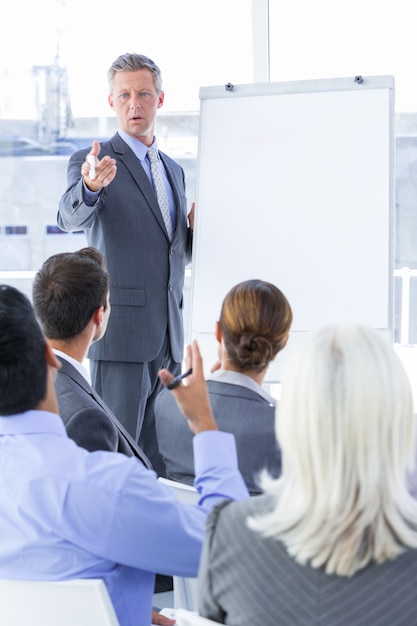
[157,477,200,611]
[0,578,120,626]
[176,607,221,625]
[158,476,199,503]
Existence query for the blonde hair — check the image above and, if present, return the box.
[248,324,417,576]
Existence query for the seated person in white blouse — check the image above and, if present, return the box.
[155,279,292,495]
[197,324,417,626]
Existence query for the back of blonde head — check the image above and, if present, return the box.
[249,324,417,576]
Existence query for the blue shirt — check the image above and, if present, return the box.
[0,410,248,626]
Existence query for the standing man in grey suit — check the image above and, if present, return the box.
[57,53,194,475]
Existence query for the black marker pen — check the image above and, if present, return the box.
[167,367,193,390]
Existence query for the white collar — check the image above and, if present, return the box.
[206,369,276,407]
[52,349,92,385]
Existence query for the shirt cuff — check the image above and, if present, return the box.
[193,430,238,475]
[82,181,100,206]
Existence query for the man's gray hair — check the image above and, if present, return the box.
[107,53,162,93]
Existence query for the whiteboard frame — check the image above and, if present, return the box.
[188,75,395,382]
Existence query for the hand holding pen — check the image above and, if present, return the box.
[166,367,193,389]
[158,341,218,434]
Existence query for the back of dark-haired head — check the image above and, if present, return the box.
[107,53,162,93]
[219,279,293,373]
[0,284,47,415]
[32,247,109,340]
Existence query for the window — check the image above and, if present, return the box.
[1,0,416,347]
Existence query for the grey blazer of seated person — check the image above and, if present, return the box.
[155,278,293,495]
[155,373,280,495]
[55,355,152,468]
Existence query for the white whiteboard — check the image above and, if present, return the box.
[188,75,395,381]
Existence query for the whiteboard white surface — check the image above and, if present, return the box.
[189,76,394,381]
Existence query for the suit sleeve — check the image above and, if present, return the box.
[57,148,107,231]
[197,501,230,624]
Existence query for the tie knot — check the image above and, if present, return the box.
[148,148,158,162]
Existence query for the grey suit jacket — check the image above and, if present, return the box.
[55,356,152,467]
[199,496,417,626]
[155,380,281,495]
[57,133,192,364]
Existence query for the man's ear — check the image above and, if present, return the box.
[92,306,104,327]
[44,341,61,370]
[157,90,165,109]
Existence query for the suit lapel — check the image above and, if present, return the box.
[110,134,171,240]
[87,384,153,469]
[57,357,152,469]
[58,357,92,395]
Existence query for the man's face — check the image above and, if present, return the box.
[108,69,164,146]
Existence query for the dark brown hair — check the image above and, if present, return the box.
[32,247,109,340]
[0,285,47,415]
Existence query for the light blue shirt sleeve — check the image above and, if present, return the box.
[194,430,248,505]
[62,431,248,576]
[0,412,249,626]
